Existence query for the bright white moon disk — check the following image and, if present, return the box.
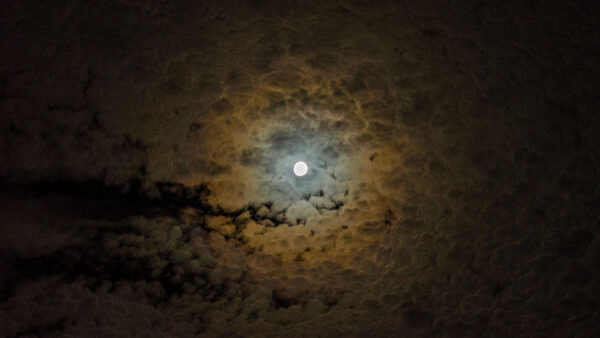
[293,161,308,176]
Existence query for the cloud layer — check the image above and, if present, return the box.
[1,0,599,336]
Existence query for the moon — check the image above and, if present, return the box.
[293,161,308,177]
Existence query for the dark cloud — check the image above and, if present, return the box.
[1,0,600,337]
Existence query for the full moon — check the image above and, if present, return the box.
[293,161,308,176]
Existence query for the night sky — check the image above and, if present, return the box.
[1,1,599,337]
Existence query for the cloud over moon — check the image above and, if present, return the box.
[1,1,599,337]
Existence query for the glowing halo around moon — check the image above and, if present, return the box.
[293,161,308,177]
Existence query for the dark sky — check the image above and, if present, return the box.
[1,0,599,337]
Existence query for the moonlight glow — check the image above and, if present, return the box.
[0,2,593,337]
[293,161,308,176]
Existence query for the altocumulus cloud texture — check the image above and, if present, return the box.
[1,0,600,337]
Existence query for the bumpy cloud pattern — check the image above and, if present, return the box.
[1,0,599,337]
